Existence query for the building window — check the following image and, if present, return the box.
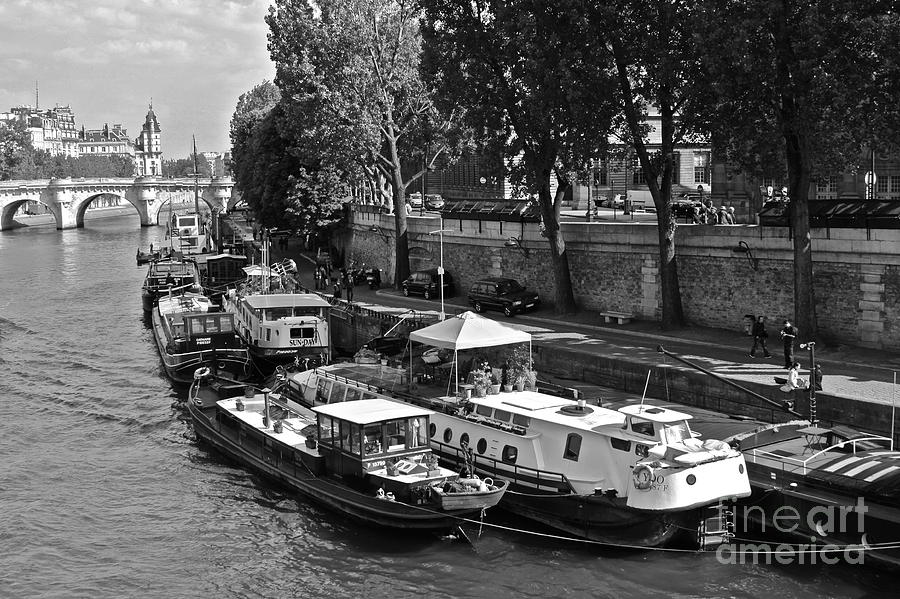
[693,152,710,184]
[632,158,645,185]
[890,175,900,193]
[877,176,889,194]
[671,152,680,184]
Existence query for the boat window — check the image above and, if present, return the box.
[563,433,582,461]
[662,421,691,444]
[502,445,518,464]
[610,437,631,452]
[493,409,511,423]
[631,418,655,437]
[318,416,337,446]
[385,420,407,451]
[264,307,292,320]
[475,405,493,417]
[347,423,361,456]
[408,418,427,448]
[290,327,315,339]
[443,427,453,443]
[460,432,470,448]
[330,384,347,403]
[344,386,363,402]
[477,438,487,454]
[512,414,531,428]
[362,392,378,400]
[266,328,271,342]
[363,425,383,455]
[429,423,436,438]
[316,379,332,403]
[293,307,324,318]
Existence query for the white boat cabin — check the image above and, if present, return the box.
[226,291,331,361]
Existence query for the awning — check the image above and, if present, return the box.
[409,310,531,350]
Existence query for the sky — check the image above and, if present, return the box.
[0,0,276,157]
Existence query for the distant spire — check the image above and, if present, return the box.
[149,97,152,110]
[35,80,39,109]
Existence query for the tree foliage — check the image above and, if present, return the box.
[697,0,900,338]
[0,120,32,180]
[421,0,618,312]
[267,0,464,285]
[229,80,346,236]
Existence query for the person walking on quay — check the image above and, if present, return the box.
[333,277,342,300]
[749,315,772,359]
[780,319,799,369]
[343,269,354,302]
[313,267,322,290]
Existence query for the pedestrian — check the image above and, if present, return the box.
[813,364,823,391]
[343,269,354,302]
[726,206,736,225]
[780,319,799,369]
[691,205,701,224]
[313,267,322,290]
[717,205,728,224]
[333,277,342,299]
[749,315,772,359]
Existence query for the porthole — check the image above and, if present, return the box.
[477,438,487,454]
[739,464,744,474]
[686,474,697,486]
[429,423,436,438]
[460,432,470,448]
[443,427,453,443]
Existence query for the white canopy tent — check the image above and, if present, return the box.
[408,311,532,395]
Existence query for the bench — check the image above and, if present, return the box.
[600,311,633,325]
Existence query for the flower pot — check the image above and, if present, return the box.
[305,437,317,449]
[502,384,512,393]
[515,381,525,392]
[490,383,501,395]
[474,387,487,398]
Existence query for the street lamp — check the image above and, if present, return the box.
[428,221,452,321]
[800,341,817,425]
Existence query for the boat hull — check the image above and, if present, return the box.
[150,309,249,385]
[187,401,481,531]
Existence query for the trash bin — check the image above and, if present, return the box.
[743,314,755,336]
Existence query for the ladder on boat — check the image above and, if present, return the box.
[697,500,736,550]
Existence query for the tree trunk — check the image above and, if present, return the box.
[386,133,410,288]
[531,154,576,313]
[785,133,817,340]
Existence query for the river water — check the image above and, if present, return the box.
[0,213,895,598]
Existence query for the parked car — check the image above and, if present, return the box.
[407,192,423,208]
[467,277,540,317]
[425,194,445,210]
[603,194,625,209]
[401,268,454,300]
[672,196,700,219]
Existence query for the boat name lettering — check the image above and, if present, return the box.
[290,338,318,347]
[195,338,211,345]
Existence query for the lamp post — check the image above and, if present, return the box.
[429,221,452,321]
[800,341,817,425]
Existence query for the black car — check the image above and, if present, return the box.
[401,268,454,300]
[468,277,540,317]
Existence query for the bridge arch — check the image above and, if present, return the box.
[0,196,58,230]
[73,192,140,228]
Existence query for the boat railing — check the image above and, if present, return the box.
[435,440,576,495]
[747,434,894,476]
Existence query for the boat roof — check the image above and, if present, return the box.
[619,404,692,422]
[157,293,210,314]
[313,398,433,424]
[472,392,626,431]
[149,260,196,274]
[243,293,331,309]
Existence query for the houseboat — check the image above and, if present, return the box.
[278,361,751,548]
[141,258,201,312]
[187,381,507,532]
[150,292,250,384]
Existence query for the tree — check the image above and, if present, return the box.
[230,81,346,237]
[580,0,710,328]
[697,0,900,339]
[421,1,618,312]
[0,119,32,180]
[267,0,462,286]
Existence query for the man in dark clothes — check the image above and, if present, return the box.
[813,364,823,391]
[780,319,798,369]
[749,315,773,358]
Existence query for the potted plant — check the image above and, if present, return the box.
[508,344,535,391]
[426,454,442,477]
[386,457,399,476]
[501,363,513,392]
[471,368,491,397]
[489,368,501,395]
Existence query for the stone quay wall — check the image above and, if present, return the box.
[341,208,900,350]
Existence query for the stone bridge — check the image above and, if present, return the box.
[0,176,239,230]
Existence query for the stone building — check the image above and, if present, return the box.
[134,103,162,177]
[77,123,135,158]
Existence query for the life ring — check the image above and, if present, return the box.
[632,464,654,490]
[482,477,494,488]
[194,366,211,379]
[217,361,227,371]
